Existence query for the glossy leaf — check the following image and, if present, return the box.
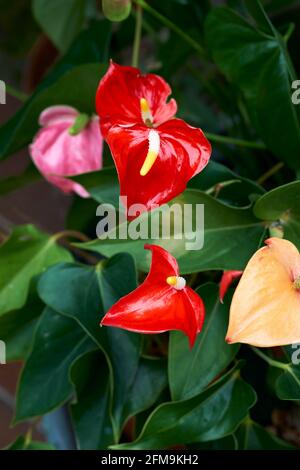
[189,160,264,207]
[205,6,300,169]
[235,419,294,450]
[70,350,114,449]
[33,0,86,53]
[72,167,120,208]
[169,283,239,400]
[37,255,141,435]
[15,307,95,422]
[120,356,168,426]
[0,225,71,316]
[79,189,265,274]
[276,346,300,400]
[112,363,257,450]
[254,181,300,248]
[0,283,43,361]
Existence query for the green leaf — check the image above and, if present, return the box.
[15,307,95,422]
[205,6,300,169]
[112,363,257,450]
[0,63,106,160]
[79,189,265,274]
[275,346,300,400]
[189,161,265,207]
[169,283,239,400]
[6,435,55,450]
[72,167,120,207]
[0,282,44,361]
[70,352,167,449]
[70,350,114,449]
[254,181,300,248]
[120,356,168,427]
[32,0,86,53]
[0,225,71,316]
[235,419,294,450]
[37,255,141,436]
[254,346,300,400]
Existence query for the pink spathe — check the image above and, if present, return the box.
[30,105,103,197]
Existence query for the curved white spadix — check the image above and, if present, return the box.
[140,129,160,176]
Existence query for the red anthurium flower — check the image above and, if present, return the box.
[219,270,243,303]
[101,244,205,347]
[96,62,211,218]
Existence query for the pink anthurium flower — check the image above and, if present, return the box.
[30,105,103,197]
[101,244,205,348]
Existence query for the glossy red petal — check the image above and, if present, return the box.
[96,61,177,138]
[101,245,205,347]
[143,244,179,284]
[106,119,211,218]
[219,270,243,303]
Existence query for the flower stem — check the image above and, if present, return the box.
[256,162,284,185]
[205,132,266,150]
[134,0,205,58]
[5,84,28,102]
[132,3,143,68]
[54,230,91,243]
[251,347,288,371]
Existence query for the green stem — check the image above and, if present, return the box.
[251,347,288,371]
[134,0,205,58]
[256,162,284,185]
[132,4,143,67]
[284,22,295,42]
[5,84,28,102]
[205,132,266,150]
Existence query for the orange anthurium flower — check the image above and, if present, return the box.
[226,238,300,347]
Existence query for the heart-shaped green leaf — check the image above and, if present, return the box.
[0,225,71,316]
[254,181,300,248]
[111,363,256,450]
[205,6,300,169]
[15,307,96,422]
[38,254,141,436]
[169,283,239,400]
[78,189,265,274]
[235,419,294,449]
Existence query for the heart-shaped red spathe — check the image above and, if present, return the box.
[96,62,211,219]
[101,244,205,348]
